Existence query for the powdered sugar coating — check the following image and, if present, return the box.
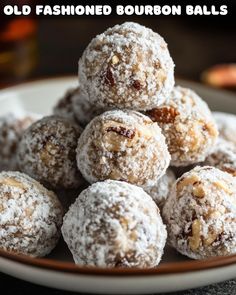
[0,171,63,257]
[163,166,236,259]
[53,87,78,123]
[62,180,167,268]
[53,86,106,127]
[203,138,236,176]
[146,86,218,166]
[79,22,174,110]
[72,86,105,127]
[0,113,38,171]
[146,169,176,210]
[213,112,236,145]
[17,116,83,189]
[76,110,170,189]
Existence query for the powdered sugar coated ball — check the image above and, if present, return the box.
[76,110,170,189]
[79,22,174,110]
[17,116,83,189]
[163,166,236,259]
[53,86,104,127]
[62,180,167,268]
[72,86,105,127]
[146,168,176,210]
[203,138,236,177]
[0,171,63,257]
[213,112,236,145]
[146,86,218,166]
[0,113,38,171]
[53,87,78,123]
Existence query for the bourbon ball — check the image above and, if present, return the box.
[0,171,63,257]
[62,180,167,268]
[72,86,105,127]
[146,86,218,167]
[213,112,236,145]
[0,113,38,171]
[54,86,105,127]
[76,110,170,190]
[17,116,83,189]
[146,168,176,210]
[79,22,174,111]
[53,87,78,123]
[203,138,236,177]
[163,166,236,259]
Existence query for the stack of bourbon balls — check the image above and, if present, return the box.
[0,22,236,268]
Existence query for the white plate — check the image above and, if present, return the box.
[0,77,236,294]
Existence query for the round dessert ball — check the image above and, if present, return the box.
[0,171,63,257]
[146,86,218,167]
[163,166,236,259]
[79,22,174,110]
[17,116,83,189]
[0,113,38,171]
[203,138,236,177]
[53,87,78,123]
[76,110,170,189]
[62,180,167,268]
[53,86,105,127]
[72,86,105,127]
[146,168,176,210]
[213,112,236,145]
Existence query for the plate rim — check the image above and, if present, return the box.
[0,76,236,277]
[0,249,236,276]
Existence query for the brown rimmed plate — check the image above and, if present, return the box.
[0,76,235,294]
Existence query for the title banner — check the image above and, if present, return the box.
[2,4,230,17]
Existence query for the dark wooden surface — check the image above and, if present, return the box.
[0,18,236,294]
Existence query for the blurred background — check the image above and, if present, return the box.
[0,15,236,89]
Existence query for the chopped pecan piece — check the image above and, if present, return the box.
[104,67,115,86]
[176,175,200,195]
[132,80,142,90]
[222,167,236,177]
[193,184,205,198]
[111,55,119,65]
[106,126,136,139]
[147,107,179,124]
[0,178,25,190]
[213,181,232,195]
[204,231,218,246]
[188,219,202,251]
[202,122,218,137]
